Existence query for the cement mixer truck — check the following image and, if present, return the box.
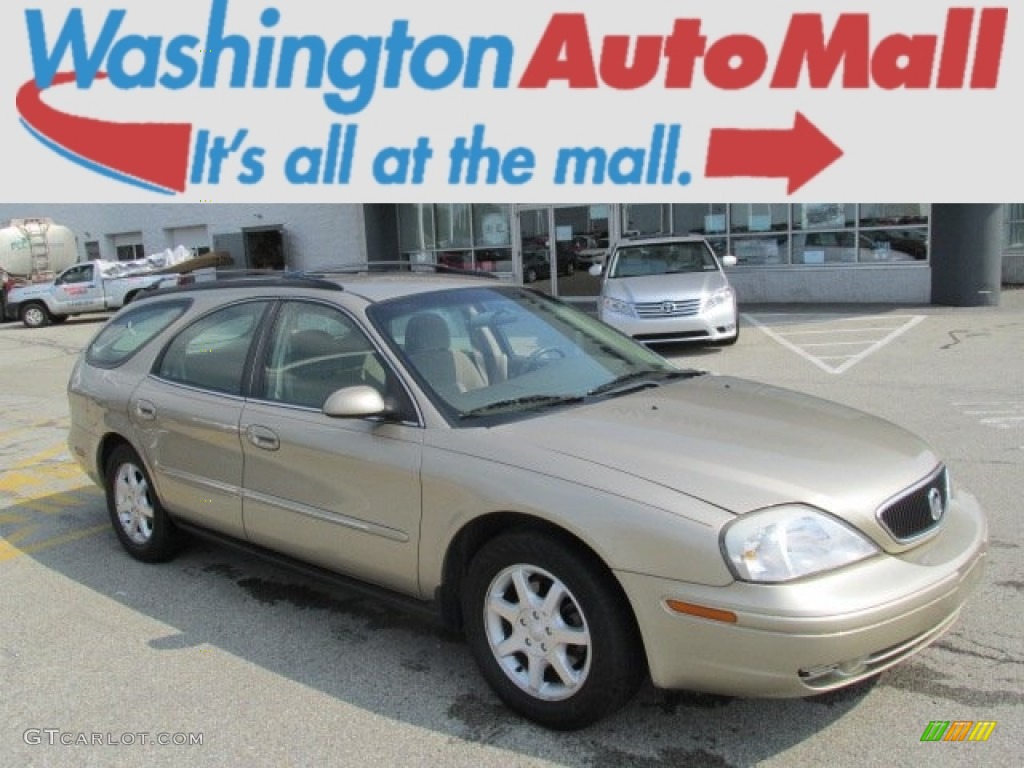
[1,217,79,322]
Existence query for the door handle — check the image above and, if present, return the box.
[134,400,157,421]
[246,425,280,451]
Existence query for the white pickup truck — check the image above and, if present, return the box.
[4,260,180,328]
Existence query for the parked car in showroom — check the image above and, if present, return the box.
[591,236,739,345]
[571,234,611,267]
[521,244,576,283]
[67,265,986,730]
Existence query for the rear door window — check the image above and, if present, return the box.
[85,300,191,368]
[155,301,269,395]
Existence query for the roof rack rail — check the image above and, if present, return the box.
[301,261,501,279]
[177,267,292,281]
[144,269,344,297]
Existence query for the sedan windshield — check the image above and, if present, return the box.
[368,286,696,423]
[609,241,718,278]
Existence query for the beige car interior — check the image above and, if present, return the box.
[404,312,489,395]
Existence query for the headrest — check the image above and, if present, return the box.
[405,313,451,354]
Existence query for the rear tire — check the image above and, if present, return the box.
[462,531,645,730]
[21,303,51,328]
[104,444,181,563]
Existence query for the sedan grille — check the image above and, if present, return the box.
[634,299,702,318]
[877,466,949,542]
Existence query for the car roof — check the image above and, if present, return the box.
[615,236,711,247]
[322,271,503,304]
[148,265,503,307]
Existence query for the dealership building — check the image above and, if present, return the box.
[1,203,1020,306]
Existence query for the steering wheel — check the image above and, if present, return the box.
[524,346,566,372]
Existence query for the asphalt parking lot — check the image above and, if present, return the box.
[1,291,1021,768]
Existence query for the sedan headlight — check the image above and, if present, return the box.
[601,296,636,318]
[722,505,878,583]
[703,287,735,313]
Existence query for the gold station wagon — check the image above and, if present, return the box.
[67,266,987,730]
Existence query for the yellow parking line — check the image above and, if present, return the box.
[0,465,89,495]
[2,524,40,546]
[27,499,76,515]
[0,511,28,524]
[0,523,109,562]
[13,443,69,470]
[0,440,108,561]
[0,471,44,494]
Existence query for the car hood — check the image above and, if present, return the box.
[604,271,728,302]
[497,375,938,521]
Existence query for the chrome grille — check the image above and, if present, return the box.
[877,466,949,542]
[634,299,702,318]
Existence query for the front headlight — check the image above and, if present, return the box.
[601,296,635,318]
[703,287,735,312]
[722,505,878,583]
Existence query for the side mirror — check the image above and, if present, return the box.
[588,264,604,277]
[721,254,738,268]
[323,385,387,418]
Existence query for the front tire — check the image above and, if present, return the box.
[104,444,181,563]
[462,531,644,730]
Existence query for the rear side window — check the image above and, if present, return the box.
[85,301,190,368]
[156,301,268,395]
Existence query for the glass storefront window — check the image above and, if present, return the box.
[794,230,857,264]
[400,203,930,287]
[622,204,670,236]
[397,204,435,254]
[397,204,513,273]
[732,234,790,266]
[475,248,513,273]
[858,204,929,227]
[473,204,512,247]
[435,204,472,249]
[1004,204,1024,250]
[793,204,856,230]
[859,229,928,261]
[730,204,789,234]
[672,204,727,237]
[436,248,513,274]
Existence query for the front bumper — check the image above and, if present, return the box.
[599,303,738,344]
[616,490,987,697]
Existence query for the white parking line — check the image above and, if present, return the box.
[798,341,878,348]
[777,327,907,335]
[953,401,1024,429]
[743,313,925,374]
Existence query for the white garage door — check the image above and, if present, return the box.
[169,225,210,254]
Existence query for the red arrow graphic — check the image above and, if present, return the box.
[16,72,192,194]
[705,112,843,194]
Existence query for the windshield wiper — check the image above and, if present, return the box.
[587,368,704,397]
[460,394,585,419]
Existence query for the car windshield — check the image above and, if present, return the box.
[609,241,718,278]
[368,286,697,423]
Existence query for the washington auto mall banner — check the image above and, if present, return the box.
[2,0,1022,202]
